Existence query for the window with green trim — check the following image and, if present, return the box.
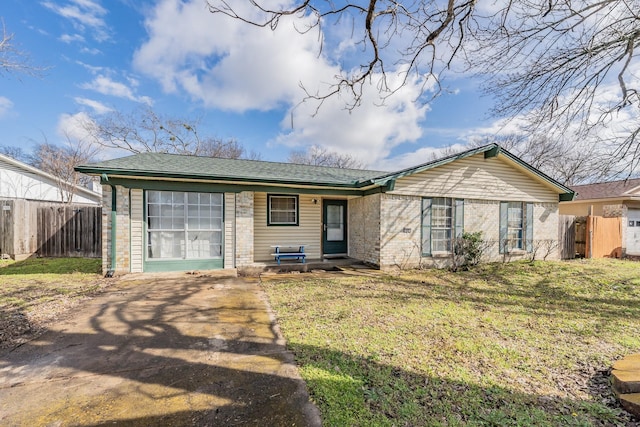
[268,194,299,226]
[499,201,533,253]
[147,191,223,260]
[422,197,464,256]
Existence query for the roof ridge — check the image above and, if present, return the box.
[132,151,384,174]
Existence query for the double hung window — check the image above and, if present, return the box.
[268,194,298,226]
[422,197,464,255]
[499,201,533,253]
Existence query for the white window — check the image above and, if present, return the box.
[147,191,223,260]
[268,194,298,226]
[422,197,464,255]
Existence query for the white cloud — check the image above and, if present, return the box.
[0,97,14,118]
[57,111,94,141]
[374,143,469,171]
[134,0,433,164]
[276,71,432,167]
[80,75,152,104]
[59,33,85,43]
[42,0,109,42]
[80,47,102,55]
[76,60,104,74]
[74,97,112,114]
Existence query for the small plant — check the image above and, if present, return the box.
[452,231,485,271]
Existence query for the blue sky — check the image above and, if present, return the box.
[1,0,498,170]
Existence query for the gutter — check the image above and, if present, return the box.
[102,173,116,277]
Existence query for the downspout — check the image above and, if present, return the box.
[109,185,116,276]
[102,173,116,277]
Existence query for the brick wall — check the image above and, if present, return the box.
[101,184,131,275]
[375,196,560,269]
[379,194,422,268]
[235,191,254,266]
[101,185,111,275]
[115,185,130,273]
[348,194,381,265]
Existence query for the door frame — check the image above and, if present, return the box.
[322,199,348,256]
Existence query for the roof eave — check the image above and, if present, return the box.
[75,166,369,190]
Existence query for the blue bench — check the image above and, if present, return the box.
[270,245,306,265]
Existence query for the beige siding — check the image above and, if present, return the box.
[254,192,322,261]
[130,189,143,273]
[558,200,640,217]
[390,154,559,203]
[224,193,235,268]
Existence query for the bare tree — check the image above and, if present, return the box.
[0,21,44,77]
[30,135,100,203]
[288,145,365,168]
[0,145,30,163]
[208,1,640,174]
[471,134,618,185]
[83,107,260,159]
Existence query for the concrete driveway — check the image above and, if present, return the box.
[0,273,321,426]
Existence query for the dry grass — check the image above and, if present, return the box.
[262,259,640,426]
[0,257,108,349]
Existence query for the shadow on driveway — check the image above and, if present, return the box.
[0,274,321,426]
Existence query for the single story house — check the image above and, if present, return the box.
[1,153,100,204]
[560,178,640,256]
[75,144,574,274]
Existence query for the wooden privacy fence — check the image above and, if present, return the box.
[558,215,576,259]
[0,199,101,259]
[585,215,622,259]
[37,204,101,257]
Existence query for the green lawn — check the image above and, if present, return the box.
[0,257,103,348]
[261,259,640,426]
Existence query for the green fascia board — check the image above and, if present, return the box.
[77,166,366,189]
[360,143,576,200]
[559,192,576,202]
[75,152,385,188]
[497,149,575,199]
[76,144,575,200]
[99,176,366,196]
[360,144,500,187]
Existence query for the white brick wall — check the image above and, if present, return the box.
[348,194,381,265]
[235,191,254,266]
[375,195,560,269]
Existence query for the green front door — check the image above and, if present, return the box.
[323,200,347,255]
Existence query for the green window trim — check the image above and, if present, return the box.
[421,197,464,256]
[143,190,225,271]
[267,194,299,226]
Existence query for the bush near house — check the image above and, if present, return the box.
[262,259,640,426]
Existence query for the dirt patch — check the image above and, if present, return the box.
[0,278,116,350]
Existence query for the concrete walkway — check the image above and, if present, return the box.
[0,274,321,426]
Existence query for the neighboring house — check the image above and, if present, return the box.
[560,178,640,256]
[75,144,574,275]
[0,153,101,204]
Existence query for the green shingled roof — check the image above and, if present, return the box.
[74,144,575,200]
[76,152,387,187]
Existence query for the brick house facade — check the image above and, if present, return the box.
[76,144,574,275]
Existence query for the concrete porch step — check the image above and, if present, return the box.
[612,354,640,419]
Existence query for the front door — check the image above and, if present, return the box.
[323,200,347,255]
